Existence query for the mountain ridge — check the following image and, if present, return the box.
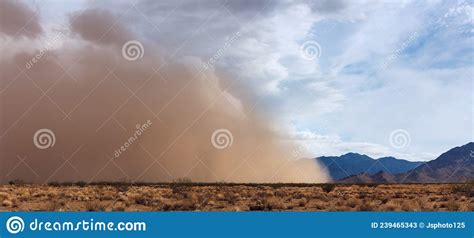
[315,153,423,181]
[336,142,474,183]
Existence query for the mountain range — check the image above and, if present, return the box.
[316,142,474,183]
[315,153,423,181]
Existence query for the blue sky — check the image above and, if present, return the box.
[27,0,473,161]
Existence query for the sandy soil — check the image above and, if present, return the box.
[0,183,472,211]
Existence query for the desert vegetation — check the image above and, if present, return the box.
[0,183,472,211]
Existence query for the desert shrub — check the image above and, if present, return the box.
[401,201,414,211]
[292,192,304,199]
[335,199,344,207]
[346,198,358,208]
[173,177,193,183]
[248,200,283,211]
[75,181,87,187]
[366,184,378,188]
[249,204,264,211]
[383,202,400,211]
[380,196,390,204]
[85,201,106,211]
[358,201,374,211]
[249,200,271,211]
[275,190,287,197]
[171,186,190,198]
[8,179,26,185]
[298,198,308,207]
[312,193,330,202]
[223,191,237,202]
[112,202,126,211]
[446,200,460,211]
[358,192,367,199]
[329,204,349,211]
[48,181,61,186]
[163,201,196,211]
[451,182,473,197]
[439,196,449,202]
[45,201,62,211]
[116,184,130,193]
[321,184,336,193]
[134,197,150,206]
[415,198,430,211]
[265,198,286,210]
[311,201,326,210]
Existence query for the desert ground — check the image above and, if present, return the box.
[0,183,472,211]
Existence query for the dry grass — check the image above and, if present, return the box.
[0,183,472,211]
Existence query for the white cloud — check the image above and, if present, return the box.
[290,130,436,161]
[59,0,473,161]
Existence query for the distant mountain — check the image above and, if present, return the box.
[338,142,474,183]
[400,142,474,183]
[315,153,422,181]
[337,171,396,184]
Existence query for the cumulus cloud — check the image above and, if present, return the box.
[0,0,43,38]
[69,9,132,46]
[99,0,472,162]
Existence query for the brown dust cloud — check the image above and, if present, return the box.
[0,1,329,184]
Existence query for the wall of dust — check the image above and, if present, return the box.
[0,1,329,184]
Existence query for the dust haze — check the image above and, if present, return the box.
[0,1,329,184]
